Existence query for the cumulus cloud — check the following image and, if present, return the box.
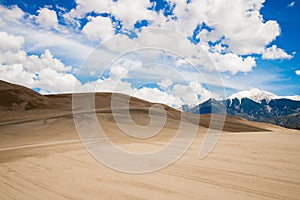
[0,5,24,26]
[150,0,281,55]
[0,57,79,94]
[34,8,59,30]
[173,84,198,106]
[210,0,280,55]
[208,52,256,74]
[66,0,154,29]
[173,81,220,106]
[4,0,280,76]
[0,31,24,51]
[262,45,293,60]
[62,0,279,74]
[0,5,94,68]
[131,81,218,108]
[100,28,257,75]
[82,16,115,41]
[77,75,133,95]
[111,0,155,28]
[295,70,300,76]
[0,31,78,93]
[66,0,112,19]
[132,87,181,107]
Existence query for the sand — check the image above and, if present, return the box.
[0,111,300,200]
[0,80,300,199]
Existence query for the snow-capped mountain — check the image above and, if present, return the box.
[227,88,300,104]
[279,95,300,101]
[185,88,300,129]
[228,88,278,104]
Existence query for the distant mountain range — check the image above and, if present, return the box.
[184,88,300,130]
[227,88,300,103]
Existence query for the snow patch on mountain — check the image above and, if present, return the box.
[227,88,300,105]
[278,95,300,101]
[228,88,278,104]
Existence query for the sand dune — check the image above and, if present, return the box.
[0,80,300,199]
[0,80,270,132]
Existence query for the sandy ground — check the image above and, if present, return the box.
[1,81,299,199]
[0,112,300,200]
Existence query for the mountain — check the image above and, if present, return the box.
[0,80,50,110]
[280,95,300,101]
[228,88,278,104]
[228,88,300,103]
[187,97,300,130]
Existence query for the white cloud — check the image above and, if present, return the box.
[34,8,59,30]
[132,87,181,107]
[172,81,220,106]
[111,0,155,28]
[100,28,257,75]
[26,49,72,72]
[110,66,128,80]
[188,81,220,102]
[0,6,93,68]
[208,0,280,55]
[295,70,300,76]
[214,7,280,54]
[173,84,198,106]
[208,52,256,74]
[0,31,24,51]
[66,0,112,19]
[60,0,285,58]
[0,5,24,26]
[0,31,78,93]
[132,82,218,108]
[158,78,173,90]
[82,16,115,41]
[0,59,79,94]
[288,1,296,7]
[187,47,257,75]
[262,45,293,60]
[65,0,157,29]
[76,76,133,95]
[0,50,27,64]
[61,0,286,64]
[151,0,281,55]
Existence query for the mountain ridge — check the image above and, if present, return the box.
[227,88,300,103]
[186,97,300,130]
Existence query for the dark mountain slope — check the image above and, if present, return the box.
[187,97,300,129]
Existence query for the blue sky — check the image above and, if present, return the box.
[260,0,300,94]
[0,0,299,107]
